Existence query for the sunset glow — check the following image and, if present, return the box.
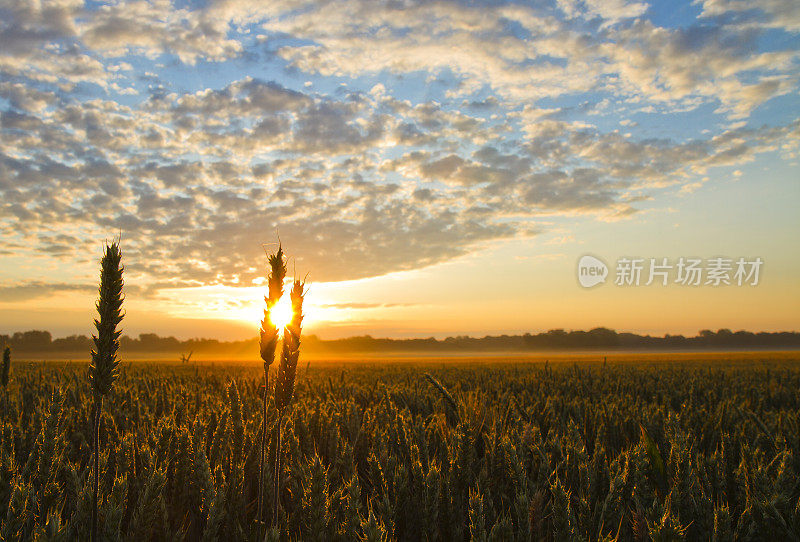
[269,294,294,331]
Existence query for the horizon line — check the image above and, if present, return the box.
[4,326,800,344]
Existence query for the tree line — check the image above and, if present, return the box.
[3,327,799,355]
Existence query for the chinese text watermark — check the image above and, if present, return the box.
[577,255,762,288]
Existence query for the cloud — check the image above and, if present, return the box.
[0,281,94,302]
[698,0,800,31]
[0,0,798,295]
[0,0,80,54]
[558,0,648,25]
[174,78,310,116]
[600,20,797,118]
[264,0,798,117]
[2,69,797,285]
[314,302,420,309]
[79,1,243,64]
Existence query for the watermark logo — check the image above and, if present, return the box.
[577,255,608,288]
[577,256,763,288]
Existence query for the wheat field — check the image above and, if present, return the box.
[0,353,798,540]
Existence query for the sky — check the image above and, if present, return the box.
[0,0,798,341]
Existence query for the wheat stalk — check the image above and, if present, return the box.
[1,346,9,389]
[88,241,124,542]
[273,277,305,525]
[424,372,460,423]
[1,345,9,419]
[258,245,286,523]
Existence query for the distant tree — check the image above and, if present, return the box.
[12,330,52,350]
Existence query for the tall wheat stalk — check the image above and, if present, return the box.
[273,277,305,525]
[88,241,124,542]
[258,246,286,523]
[1,345,9,419]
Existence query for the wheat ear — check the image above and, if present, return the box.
[274,278,304,412]
[273,277,305,525]
[424,373,460,423]
[88,241,124,542]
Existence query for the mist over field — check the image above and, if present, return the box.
[4,328,800,361]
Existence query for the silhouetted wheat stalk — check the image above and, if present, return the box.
[258,246,286,523]
[273,277,305,525]
[1,345,9,418]
[88,241,124,542]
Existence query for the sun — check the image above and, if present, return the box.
[269,294,293,330]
